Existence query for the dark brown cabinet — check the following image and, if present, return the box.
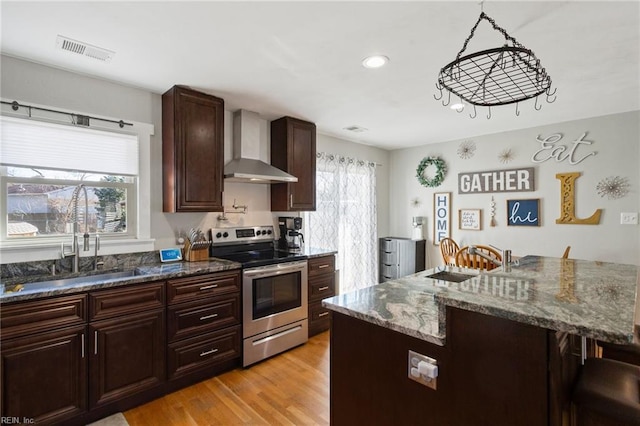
[307,255,336,337]
[88,282,166,410]
[162,85,225,212]
[166,271,242,387]
[0,270,243,424]
[1,324,88,424]
[0,294,88,424]
[270,116,316,211]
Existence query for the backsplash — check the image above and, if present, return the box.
[1,250,161,280]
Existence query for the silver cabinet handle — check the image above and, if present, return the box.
[200,348,219,357]
[94,331,98,355]
[200,284,218,290]
[318,312,330,318]
[318,286,329,291]
[290,194,293,208]
[200,313,218,321]
[318,264,330,269]
[81,333,85,358]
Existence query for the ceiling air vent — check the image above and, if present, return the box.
[56,35,115,62]
[343,125,368,133]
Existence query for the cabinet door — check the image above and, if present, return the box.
[271,117,316,211]
[163,85,224,212]
[89,309,165,408]
[1,325,87,424]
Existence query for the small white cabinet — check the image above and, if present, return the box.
[379,237,426,282]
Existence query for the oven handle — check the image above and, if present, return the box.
[243,260,308,279]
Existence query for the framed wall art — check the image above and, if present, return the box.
[433,192,451,245]
[507,198,540,226]
[459,209,482,230]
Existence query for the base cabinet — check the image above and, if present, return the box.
[308,255,336,337]
[89,309,165,408]
[0,325,87,424]
[0,269,242,425]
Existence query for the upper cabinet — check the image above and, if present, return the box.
[270,116,316,211]
[162,85,224,212]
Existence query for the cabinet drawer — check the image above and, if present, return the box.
[90,282,165,321]
[308,301,332,337]
[167,294,240,342]
[1,294,87,340]
[308,255,335,277]
[380,263,397,279]
[380,251,397,265]
[309,274,336,301]
[167,325,241,381]
[379,238,397,252]
[167,271,240,305]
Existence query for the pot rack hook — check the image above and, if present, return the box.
[534,96,542,111]
[486,106,492,120]
[515,102,520,117]
[546,87,557,103]
[434,83,443,101]
[469,104,477,119]
[442,90,451,107]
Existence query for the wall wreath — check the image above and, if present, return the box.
[416,157,446,188]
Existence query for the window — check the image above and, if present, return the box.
[304,153,378,294]
[1,114,140,243]
[4,168,134,239]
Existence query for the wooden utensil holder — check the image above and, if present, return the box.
[184,240,211,262]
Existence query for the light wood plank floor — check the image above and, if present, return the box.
[124,331,330,425]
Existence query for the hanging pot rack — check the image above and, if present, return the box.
[435,11,556,119]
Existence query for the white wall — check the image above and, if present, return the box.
[0,55,390,256]
[390,111,640,266]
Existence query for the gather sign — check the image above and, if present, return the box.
[458,167,535,194]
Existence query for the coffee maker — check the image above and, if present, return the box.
[278,216,304,252]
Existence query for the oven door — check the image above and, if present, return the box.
[242,260,308,339]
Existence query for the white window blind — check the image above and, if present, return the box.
[0,115,139,175]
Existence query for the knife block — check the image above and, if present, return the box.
[184,239,211,262]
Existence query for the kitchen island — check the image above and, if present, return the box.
[323,256,639,426]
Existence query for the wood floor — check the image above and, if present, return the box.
[124,331,330,425]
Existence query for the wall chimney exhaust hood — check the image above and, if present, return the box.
[224,110,298,183]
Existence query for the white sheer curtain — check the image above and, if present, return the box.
[304,152,378,294]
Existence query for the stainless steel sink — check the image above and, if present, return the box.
[425,271,475,283]
[22,270,142,290]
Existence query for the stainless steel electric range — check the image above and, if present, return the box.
[210,225,308,367]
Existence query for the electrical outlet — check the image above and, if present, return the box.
[408,350,438,390]
[620,212,638,225]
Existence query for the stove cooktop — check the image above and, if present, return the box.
[209,225,307,268]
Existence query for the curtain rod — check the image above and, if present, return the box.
[1,100,133,128]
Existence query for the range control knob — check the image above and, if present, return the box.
[222,232,229,238]
[215,232,222,239]
[266,229,272,235]
[256,230,263,236]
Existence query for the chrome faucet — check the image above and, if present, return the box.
[62,184,90,273]
[472,245,514,272]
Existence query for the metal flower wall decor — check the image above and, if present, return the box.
[596,176,630,200]
[457,140,476,159]
[434,10,556,119]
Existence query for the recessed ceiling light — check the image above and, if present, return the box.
[450,103,465,112]
[362,55,389,69]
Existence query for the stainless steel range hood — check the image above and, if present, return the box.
[224,110,298,183]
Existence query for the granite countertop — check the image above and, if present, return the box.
[299,247,338,258]
[0,258,241,303]
[323,255,639,346]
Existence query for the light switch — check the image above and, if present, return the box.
[621,212,638,225]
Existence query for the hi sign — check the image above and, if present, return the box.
[433,192,450,245]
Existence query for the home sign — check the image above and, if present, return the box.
[458,167,535,194]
